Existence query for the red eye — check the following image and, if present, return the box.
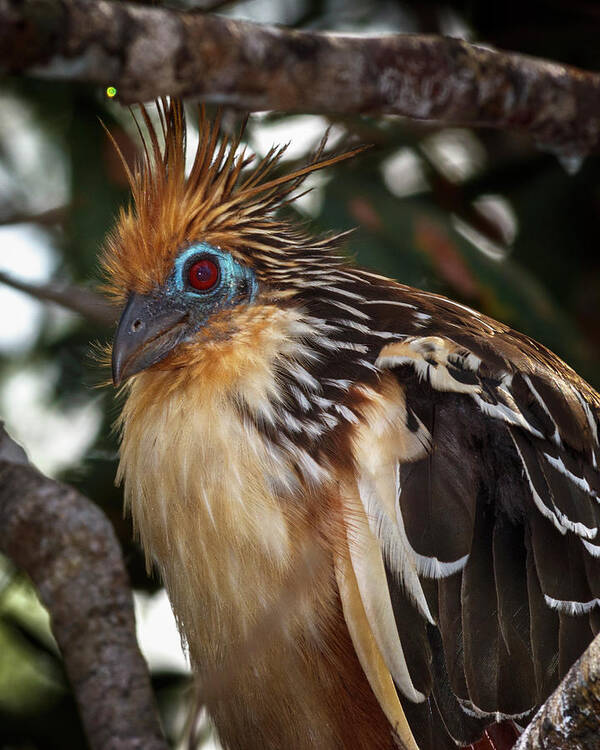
[188,258,219,291]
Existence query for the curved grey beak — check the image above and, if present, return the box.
[112,293,188,386]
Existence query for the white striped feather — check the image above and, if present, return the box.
[544,595,600,615]
[323,378,353,390]
[288,384,312,411]
[317,285,367,301]
[333,546,420,750]
[412,551,469,579]
[334,403,358,423]
[325,298,371,320]
[321,412,339,429]
[583,539,600,557]
[358,473,434,625]
[413,312,431,322]
[335,342,370,353]
[358,358,380,373]
[510,433,567,535]
[522,374,562,446]
[344,482,426,703]
[458,697,534,723]
[279,436,331,486]
[287,362,321,392]
[362,299,417,310]
[330,318,399,339]
[548,505,596,541]
[474,394,545,439]
[543,452,596,497]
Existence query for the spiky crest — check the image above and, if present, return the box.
[101,99,365,301]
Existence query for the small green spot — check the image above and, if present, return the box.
[106,86,117,99]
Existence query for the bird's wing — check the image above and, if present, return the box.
[336,332,600,750]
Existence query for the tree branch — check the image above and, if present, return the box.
[0,271,118,328]
[515,630,600,749]
[0,204,69,227]
[0,424,168,750]
[1,1,600,160]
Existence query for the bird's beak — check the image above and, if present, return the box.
[112,293,189,386]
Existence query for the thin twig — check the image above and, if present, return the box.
[0,271,118,327]
[1,0,600,160]
[0,424,168,750]
[0,204,68,227]
[162,0,238,11]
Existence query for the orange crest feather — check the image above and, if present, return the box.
[101,99,365,301]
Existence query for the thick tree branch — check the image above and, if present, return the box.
[0,425,168,750]
[515,630,600,749]
[1,1,600,160]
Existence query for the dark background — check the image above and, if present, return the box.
[1,0,599,747]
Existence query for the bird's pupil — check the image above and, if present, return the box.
[188,258,219,291]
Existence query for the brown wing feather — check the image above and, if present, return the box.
[350,323,600,747]
[461,498,502,715]
[492,518,536,716]
[526,542,560,700]
[437,572,469,702]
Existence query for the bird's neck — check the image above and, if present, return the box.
[116,303,401,749]
[116,305,333,647]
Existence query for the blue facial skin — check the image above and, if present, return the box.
[112,242,259,383]
[165,242,258,335]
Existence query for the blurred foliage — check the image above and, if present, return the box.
[1,0,600,747]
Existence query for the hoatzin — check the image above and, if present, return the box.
[107,100,600,750]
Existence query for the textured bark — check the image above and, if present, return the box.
[515,631,600,750]
[1,0,600,160]
[0,425,168,750]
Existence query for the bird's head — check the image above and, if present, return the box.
[104,100,363,388]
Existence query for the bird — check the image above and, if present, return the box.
[106,98,600,750]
